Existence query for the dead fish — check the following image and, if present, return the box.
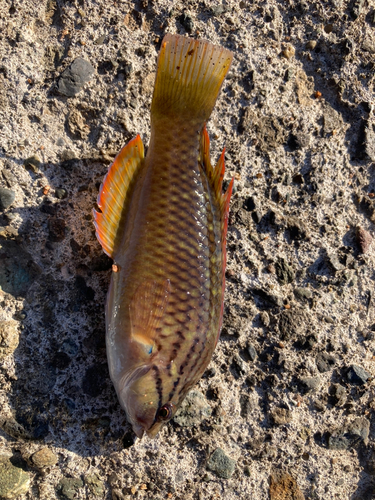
[93,34,233,438]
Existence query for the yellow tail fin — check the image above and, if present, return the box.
[151,34,233,122]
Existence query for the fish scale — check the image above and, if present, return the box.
[93,34,233,438]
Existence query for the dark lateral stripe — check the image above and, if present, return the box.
[178,336,199,375]
[168,376,181,401]
[178,338,209,395]
[152,365,163,412]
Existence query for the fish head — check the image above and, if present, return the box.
[118,365,177,438]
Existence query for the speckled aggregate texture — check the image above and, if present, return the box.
[0,0,374,499]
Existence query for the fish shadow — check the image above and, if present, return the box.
[0,153,137,456]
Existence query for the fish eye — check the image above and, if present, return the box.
[157,403,174,421]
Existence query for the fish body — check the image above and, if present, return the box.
[94,34,233,438]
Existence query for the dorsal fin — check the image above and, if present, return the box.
[93,135,144,257]
[199,124,234,228]
[129,279,171,356]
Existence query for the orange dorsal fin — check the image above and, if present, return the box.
[93,135,144,257]
[129,279,171,357]
[151,34,233,122]
[199,124,234,226]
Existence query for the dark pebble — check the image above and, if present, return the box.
[179,13,194,33]
[245,343,257,362]
[328,435,349,450]
[326,253,344,273]
[275,257,295,285]
[57,58,95,97]
[0,188,15,210]
[206,448,236,479]
[55,188,68,200]
[299,376,322,392]
[58,477,84,500]
[294,287,312,300]
[346,364,370,385]
[356,226,372,254]
[24,155,41,172]
[329,384,347,406]
[316,352,336,373]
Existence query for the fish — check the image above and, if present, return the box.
[93,33,233,438]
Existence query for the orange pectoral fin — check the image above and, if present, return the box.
[93,135,144,258]
[129,279,171,357]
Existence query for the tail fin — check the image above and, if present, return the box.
[151,34,233,122]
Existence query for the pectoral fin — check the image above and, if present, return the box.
[129,279,171,356]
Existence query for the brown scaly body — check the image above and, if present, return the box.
[94,34,233,437]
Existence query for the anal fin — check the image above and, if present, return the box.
[93,135,144,257]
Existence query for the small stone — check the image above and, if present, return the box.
[315,353,336,373]
[57,477,84,499]
[324,23,333,34]
[48,217,66,242]
[306,40,317,50]
[329,384,347,406]
[207,448,236,479]
[31,448,58,468]
[282,44,295,59]
[326,253,344,273]
[0,457,31,499]
[269,471,305,500]
[57,58,95,97]
[356,226,372,254]
[275,258,295,285]
[84,473,105,498]
[294,287,312,301]
[270,407,292,425]
[346,365,370,385]
[174,390,211,427]
[0,188,15,211]
[24,155,41,172]
[347,417,370,444]
[328,435,350,450]
[0,321,19,360]
[55,188,68,200]
[299,376,322,392]
[246,343,257,362]
[179,13,194,33]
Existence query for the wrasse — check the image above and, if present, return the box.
[93,34,233,438]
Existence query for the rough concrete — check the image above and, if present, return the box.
[0,0,374,499]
